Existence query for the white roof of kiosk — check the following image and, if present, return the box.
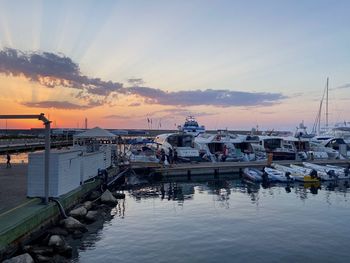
[74,127,116,138]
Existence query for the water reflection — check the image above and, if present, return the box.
[128,177,350,207]
[76,177,350,263]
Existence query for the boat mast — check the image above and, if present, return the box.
[326,77,329,129]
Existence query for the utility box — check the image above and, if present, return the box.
[27,149,81,198]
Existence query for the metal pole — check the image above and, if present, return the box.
[44,121,51,204]
[326,77,329,128]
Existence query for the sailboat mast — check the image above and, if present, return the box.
[326,77,329,129]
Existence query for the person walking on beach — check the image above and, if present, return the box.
[6,153,11,168]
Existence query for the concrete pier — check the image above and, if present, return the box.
[0,163,121,259]
[0,164,28,213]
[154,159,350,178]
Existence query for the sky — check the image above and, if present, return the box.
[0,0,350,131]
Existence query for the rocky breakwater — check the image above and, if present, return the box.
[4,189,126,263]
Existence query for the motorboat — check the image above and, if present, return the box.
[154,133,200,162]
[302,162,350,179]
[264,167,295,182]
[253,136,296,160]
[178,116,205,136]
[325,164,350,178]
[322,137,350,158]
[331,122,350,144]
[308,141,339,160]
[126,143,159,165]
[294,121,315,139]
[242,168,263,182]
[271,163,319,182]
[289,164,332,181]
[194,131,237,162]
[194,130,257,162]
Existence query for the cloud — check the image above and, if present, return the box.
[127,78,144,86]
[259,111,276,115]
[334,83,350,90]
[21,100,92,110]
[0,48,123,97]
[104,114,132,119]
[153,108,217,117]
[128,102,141,107]
[128,87,286,107]
[0,48,287,109]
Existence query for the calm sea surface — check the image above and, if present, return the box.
[72,178,350,263]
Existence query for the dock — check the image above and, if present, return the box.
[154,159,350,178]
[0,163,121,259]
[0,140,72,154]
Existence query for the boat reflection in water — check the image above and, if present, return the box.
[75,176,350,263]
[127,176,350,205]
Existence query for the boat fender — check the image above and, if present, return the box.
[327,170,336,179]
[285,172,291,180]
[309,169,318,179]
[262,171,269,181]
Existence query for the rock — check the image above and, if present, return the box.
[85,210,99,223]
[3,253,34,263]
[88,190,101,201]
[72,230,84,239]
[47,227,68,236]
[51,255,70,263]
[83,201,93,210]
[35,255,51,263]
[48,235,65,248]
[57,245,73,258]
[24,245,54,256]
[100,189,118,205]
[69,206,87,218]
[113,192,126,199]
[62,217,87,232]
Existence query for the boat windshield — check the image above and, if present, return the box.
[263,139,282,151]
[167,134,193,147]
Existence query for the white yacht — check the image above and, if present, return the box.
[154,133,200,162]
[194,130,256,162]
[178,116,205,136]
[126,143,159,165]
[322,137,350,158]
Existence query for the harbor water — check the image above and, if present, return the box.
[72,178,350,263]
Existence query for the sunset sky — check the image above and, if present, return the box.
[0,0,350,131]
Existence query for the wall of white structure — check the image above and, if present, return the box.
[27,146,113,198]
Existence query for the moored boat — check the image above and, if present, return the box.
[264,167,295,182]
[272,163,320,182]
[242,168,263,182]
[302,162,349,179]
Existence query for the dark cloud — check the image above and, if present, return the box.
[0,48,123,97]
[127,78,144,86]
[1,48,287,109]
[129,87,286,107]
[21,100,92,110]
